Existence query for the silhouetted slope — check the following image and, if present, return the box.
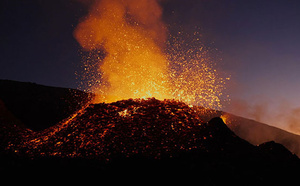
[258,141,298,161]
[0,79,92,131]
[222,113,300,157]
[0,99,30,152]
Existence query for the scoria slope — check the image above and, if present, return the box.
[0,80,299,184]
[0,97,299,185]
[8,98,253,161]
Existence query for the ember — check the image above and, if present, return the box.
[75,0,228,109]
[75,0,172,103]
[7,98,234,161]
[2,94,299,181]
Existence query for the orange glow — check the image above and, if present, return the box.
[220,114,231,125]
[75,0,228,109]
[12,98,209,159]
[74,0,171,103]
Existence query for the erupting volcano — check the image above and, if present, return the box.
[1,0,300,183]
[1,90,298,181]
[75,0,227,108]
[6,98,232,160]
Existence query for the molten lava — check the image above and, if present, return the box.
[74,0,172,103]
[221,114,231,125]
[9,98,215,159]
[75,0,229,109]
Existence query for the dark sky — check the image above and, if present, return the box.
[0,0,85,88]
[1,0,300,131]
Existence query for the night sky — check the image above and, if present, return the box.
[1,0,300,132]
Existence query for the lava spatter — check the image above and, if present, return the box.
[75,0,229,109]
[8,98,233,161]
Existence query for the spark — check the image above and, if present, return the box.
[75,0,229,110]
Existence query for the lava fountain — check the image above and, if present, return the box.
[74,0,228,109]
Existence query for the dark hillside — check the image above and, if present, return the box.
[0,79,92,130]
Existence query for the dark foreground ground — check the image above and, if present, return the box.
[0,80,299,184]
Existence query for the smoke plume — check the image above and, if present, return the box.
[228,98,300,135]
[74,0,228,109]
[74,0,171,103]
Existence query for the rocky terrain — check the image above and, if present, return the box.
[0,80,299,184]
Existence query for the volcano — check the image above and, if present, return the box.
[6,98,253,159]
[0,80,299,183]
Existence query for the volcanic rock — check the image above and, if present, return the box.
[0,98,298,180]
[223,113,300,157]
[0,79,92,131]
[0,80,299,184]
[258,141,299,161]
[10,98,244,160]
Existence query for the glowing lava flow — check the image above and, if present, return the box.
[8,98,219,159]
[220,114,230,125]
[20,104,90,152]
